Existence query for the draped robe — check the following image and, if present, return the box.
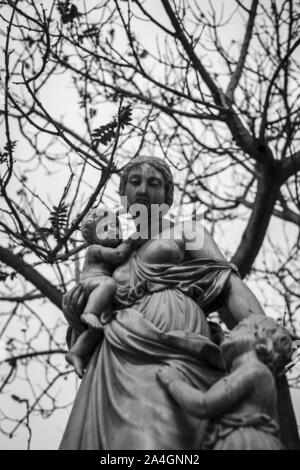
[60,255,239,450]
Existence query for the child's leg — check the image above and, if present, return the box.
[65,329,103,378]
[81,277,116,329]
[99,303,115,325]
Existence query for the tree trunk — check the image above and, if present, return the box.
[232,162,279,277]
[231,161,300,449]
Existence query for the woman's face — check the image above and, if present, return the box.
[124,163,166,210]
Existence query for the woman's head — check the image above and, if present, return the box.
[221,314,292,374]
[81,205,121,247]
[119,156,174,208]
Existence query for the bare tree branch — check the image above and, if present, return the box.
[0,246,63,309]
[226,0,258,101]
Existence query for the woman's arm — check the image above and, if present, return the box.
[158,366,257,419]
[183,222,265,327]
[219,273,265,327]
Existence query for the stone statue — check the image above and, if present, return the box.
[65,205,134,378]
[158,315,292,450]
[60,156,268,450]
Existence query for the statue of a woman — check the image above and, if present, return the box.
[158,315,292,450]
[60,156,266,450]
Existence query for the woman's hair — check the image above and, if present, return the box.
[221,314,292,374]
[119,156,174,207]
[81,205,116,243]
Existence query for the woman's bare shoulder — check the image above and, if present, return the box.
[178,221,226,260]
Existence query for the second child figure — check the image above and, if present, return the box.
[158,314,293,450]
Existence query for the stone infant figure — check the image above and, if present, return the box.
[65,205,134,377]
[158,314,293,450]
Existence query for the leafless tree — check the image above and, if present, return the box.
[0,0,299,448]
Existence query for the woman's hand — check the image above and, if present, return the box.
[62,284,87,333]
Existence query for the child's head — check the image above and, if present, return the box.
[221,314,292,374]
[81,205,122,247]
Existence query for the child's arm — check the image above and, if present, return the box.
[101,238,135,266]
[158,365,262,419]
[108,238,137,266]
[87,239,135,267]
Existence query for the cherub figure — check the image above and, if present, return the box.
[65,205,134,377]
[158,315,293,450]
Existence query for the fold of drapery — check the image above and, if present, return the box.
[61,256,238,449]
[115,254,239,311]
[60,308,225,450]
[66,256,238,348]
[203,412,283,450]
